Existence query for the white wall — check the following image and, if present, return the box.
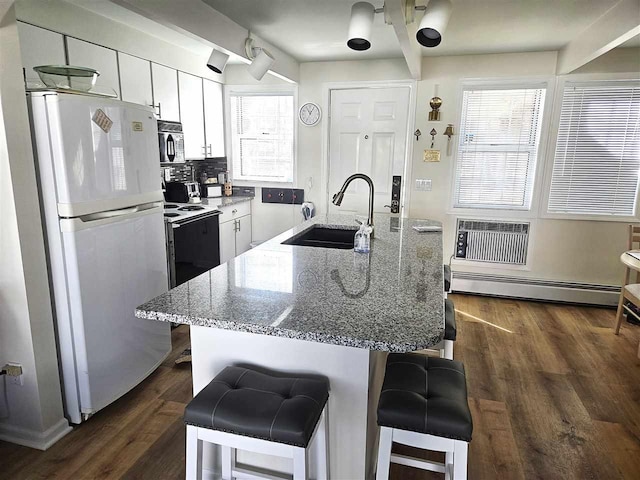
[293,52,634,287]
[0,2,70,449]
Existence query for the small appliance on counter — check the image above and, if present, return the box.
[165,181,200,203]
[158,120,185,163]
[202,183,223,198]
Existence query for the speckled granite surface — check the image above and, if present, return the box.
[136,214,444,352]
[202,196,254,208]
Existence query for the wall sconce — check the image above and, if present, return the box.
[245,37,275,81]
[429,96,442,121]
[443,124,454,156]
[206,48,229,74]
[347,0,453,51]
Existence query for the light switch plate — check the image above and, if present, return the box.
[415,179,432,191]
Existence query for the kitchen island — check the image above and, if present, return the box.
[136,213,445,479]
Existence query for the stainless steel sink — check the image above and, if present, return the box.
[282,225,357,249]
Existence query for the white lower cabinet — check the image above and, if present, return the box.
[218,203,252,264]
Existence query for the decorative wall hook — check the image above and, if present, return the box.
[443,124,454,156]
[429,96,442,121]
[414,129,422,141]
[430,128,437,148]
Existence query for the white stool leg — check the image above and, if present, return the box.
[376,427,393,480]
[185,425,203,480]
[445,451,453,480]
[314,406,330,480]
[221,445,235,480]
[443,339,454,360]
[452,440,468,480]
[293,446,308,480]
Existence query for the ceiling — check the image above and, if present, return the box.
[202,0,623,62]
[72,0,637,66]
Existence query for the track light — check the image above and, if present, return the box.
[206,48,229,74]
[416,0,452,48]
[245,37,275,81]
[346,1,453,51]
[347,2,375,51]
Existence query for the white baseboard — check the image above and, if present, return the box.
[0,417,72,450]
[451,272,619,306]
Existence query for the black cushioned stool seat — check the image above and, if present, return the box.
[377,353,472,442]
[445,298,456,341]
[184,365,329,448]
[444,264,452,292]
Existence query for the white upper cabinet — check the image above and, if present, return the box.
[178,71,205,160]
[119,53,153,107]
[151,63,180,122]
[66,38,120,98]
[203,79,225,157]
[17,23,66,83]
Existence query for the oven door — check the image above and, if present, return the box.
[168,213,220,287]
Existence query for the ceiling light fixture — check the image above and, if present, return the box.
[206,48,229,74]
[346,0,453,51]
[416,0,452,48]
[245,36,275,81]
[347,2,378,51]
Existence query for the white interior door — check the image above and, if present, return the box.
[328,87,410,215]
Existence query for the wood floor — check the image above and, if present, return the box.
[1,294,639,479]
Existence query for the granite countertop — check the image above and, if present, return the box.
[202,195,254,208]
[137,214,445,352]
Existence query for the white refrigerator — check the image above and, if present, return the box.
[29,91,171,424]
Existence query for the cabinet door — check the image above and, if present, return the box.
[219,220,237,265]
[235,215,252,256]
[119,53,153,107]
[178,72,205,160]
[203,79,225,157]
[151,63,180,121]
[66,38,120,98]
[17,23,65,83]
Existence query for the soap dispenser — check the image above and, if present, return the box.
[354,223,372,253]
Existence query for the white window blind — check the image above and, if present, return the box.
[230,93,294,182]
[547,81,640,217]
[454,86,546,210]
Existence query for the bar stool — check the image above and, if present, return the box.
[444,264,452,295]
[376,353,473,480]
[184,365,330,480]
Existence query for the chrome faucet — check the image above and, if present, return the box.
[332,173,375,229]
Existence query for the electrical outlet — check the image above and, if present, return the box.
[415,179,432,191]
[3,363,23,386]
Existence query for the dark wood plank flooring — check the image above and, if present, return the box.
[1,294,639,479]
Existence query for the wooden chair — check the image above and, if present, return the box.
[614,224,640,334]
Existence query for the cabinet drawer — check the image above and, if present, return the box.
[218,202,251,223]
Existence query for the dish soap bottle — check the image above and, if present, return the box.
[354,223,372,253]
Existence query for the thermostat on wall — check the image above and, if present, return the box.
[299,102,321,126]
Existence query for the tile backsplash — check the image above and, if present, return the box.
[161,157,227,183]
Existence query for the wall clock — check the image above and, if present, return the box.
[299,102,321,126]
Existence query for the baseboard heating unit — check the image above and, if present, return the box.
[451,271,619,307]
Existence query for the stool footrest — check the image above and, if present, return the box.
[390,453,446,473]
[232,465,291,480]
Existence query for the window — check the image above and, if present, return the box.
[229,92,295,183]
[547,81,640,217]
[453,85,546,210]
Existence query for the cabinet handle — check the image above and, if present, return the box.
[237,219,241,232]
[207,144,212,156]
[201,145,206,155]
[151,103,161,118]
[232,209,237,214]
